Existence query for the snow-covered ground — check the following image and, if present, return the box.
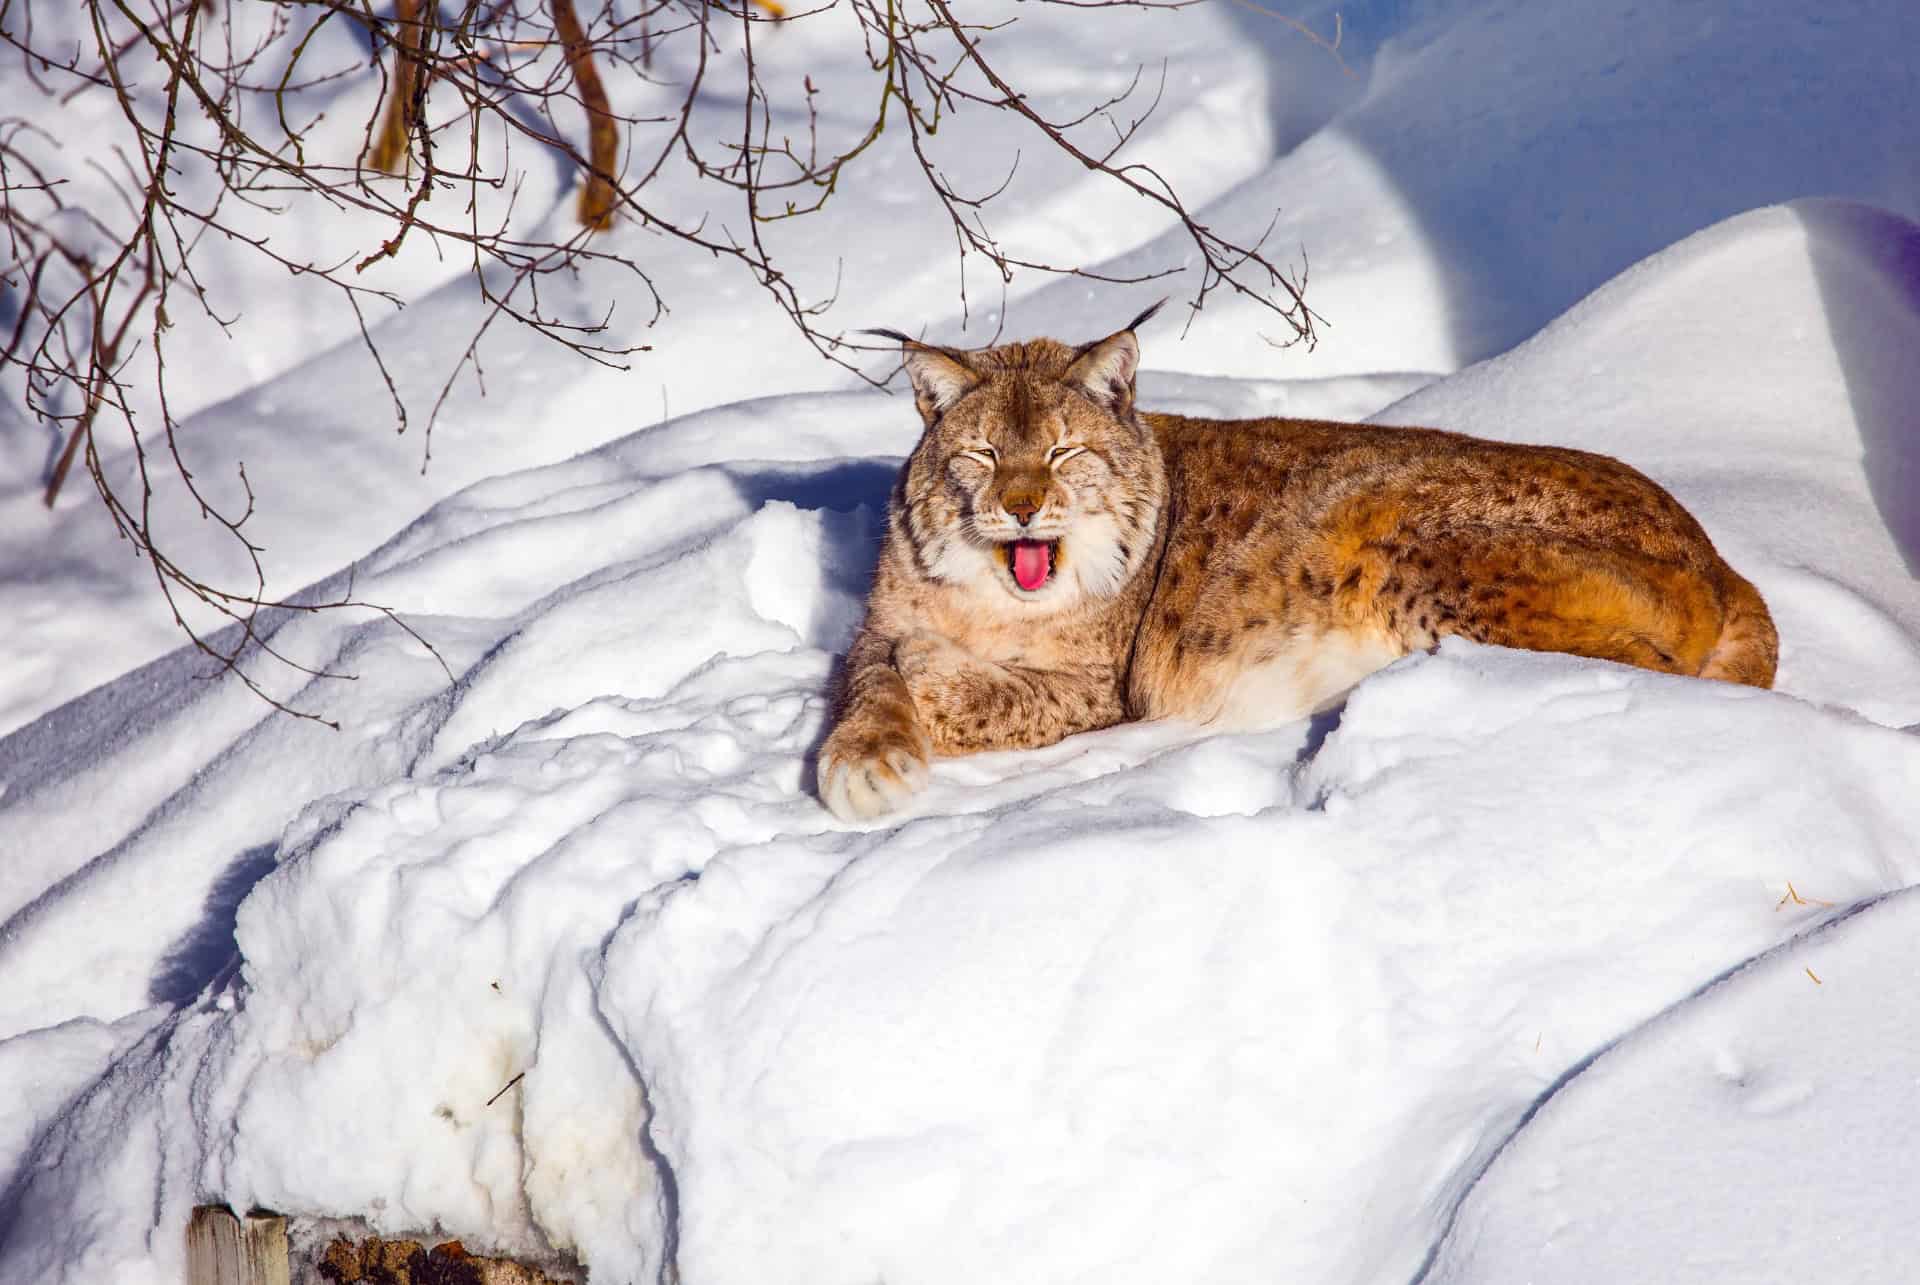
[4,2,1920,1282]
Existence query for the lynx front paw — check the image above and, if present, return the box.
[817,715,932,823]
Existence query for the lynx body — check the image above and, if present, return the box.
[817,313,1777,821]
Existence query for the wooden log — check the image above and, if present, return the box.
[186,1206,289,1285]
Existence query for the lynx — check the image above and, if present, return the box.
[817,305,1777,822]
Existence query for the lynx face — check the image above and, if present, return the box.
[895,335,1166,614]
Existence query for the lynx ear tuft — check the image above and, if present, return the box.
[864,328,978,424]
[1123,298,1168,335]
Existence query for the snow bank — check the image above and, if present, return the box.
[602,643,1920,1285]
[6,0,1920,1280]
[1425,883,1920,1285]
[4,193,1920,1283]
[1380,200,1920,723]
[1012,0,1920,379]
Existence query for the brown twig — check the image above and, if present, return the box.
[485,1072,526,1107]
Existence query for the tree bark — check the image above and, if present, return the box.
[367,0,425,175]
[550,0,619,230]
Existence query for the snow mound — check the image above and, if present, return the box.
[1426,884,1920,1285]
[1013,0,1920,379]
[5,195,1920,1283]
[1381,199,1920,723]
[601,643,1920,1285]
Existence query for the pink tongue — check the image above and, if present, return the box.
[1012,540,1052,591]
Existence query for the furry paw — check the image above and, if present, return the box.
[817,713,932,822]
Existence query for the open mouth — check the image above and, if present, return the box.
[998,539,1062,592]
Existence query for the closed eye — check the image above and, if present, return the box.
[1048,445,1086,465]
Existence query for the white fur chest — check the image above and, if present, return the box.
[1163,625,1409,731]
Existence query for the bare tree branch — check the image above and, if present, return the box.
[549,0,620,229]
[1,0,1333,722]
[366,0,426,175]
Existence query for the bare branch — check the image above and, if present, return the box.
[1,0,1332,723]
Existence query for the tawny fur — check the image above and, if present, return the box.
[817,317,1778,821]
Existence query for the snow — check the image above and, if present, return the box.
[4,1,1920,1283]
[1425,883,1920,1285]
[604,645,1920,1285]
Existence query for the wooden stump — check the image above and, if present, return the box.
[186,1206,290,1285]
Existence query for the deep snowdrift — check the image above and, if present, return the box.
[3,198,1919,1284]
[5,1,1920,1281]
[1426,882,1920,1285]
[1015,0,1920,379]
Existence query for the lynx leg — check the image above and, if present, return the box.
[1378,529,1758,683]
[818,630,934,822]
[895,631,1128,755]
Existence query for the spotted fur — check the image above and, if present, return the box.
[816,316,1778,821]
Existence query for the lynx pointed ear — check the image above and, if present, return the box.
[1065,328,1141,413]
[1065,299,1162,412]
[864,328,977,425]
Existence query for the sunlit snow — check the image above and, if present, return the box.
[3,2,1919,1284]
